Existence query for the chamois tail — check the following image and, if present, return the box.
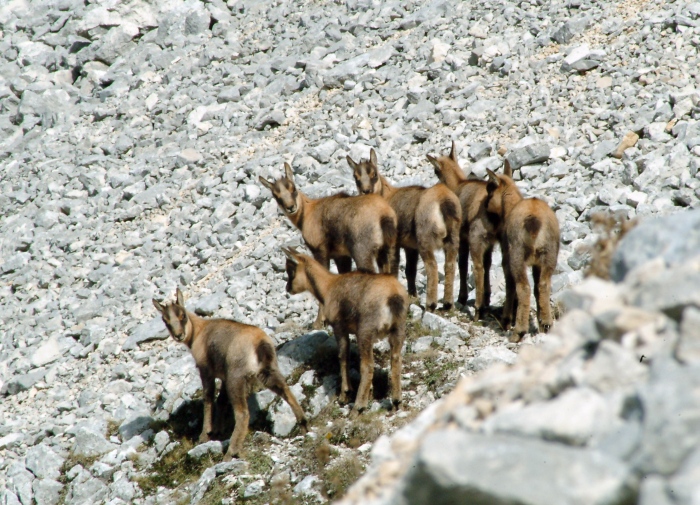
[388,294,406,320]
[380,215,397,248]
[524,215,542,240]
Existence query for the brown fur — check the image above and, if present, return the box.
[282,247,408,411]
[260,163,398,328]
[485,170,561,341]
[153,288,307,460]
[347,149,461,312]
[427,141,503,319]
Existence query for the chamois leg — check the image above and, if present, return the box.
[457,235,469,306]
[198,368,216,443]
[404,248,419,298]
[483,245,493,311]
[213,385,230,438]
[471,246,487,320]
[312,250,330,329]
[354,328,375,411]
[501,250,515,330]
[224,376,249,461]
[388,324,405,409]
[333,325,352,405]
[421,248,439,312]
[334,256,353,274]
[537,266,555,333]
[354,249,377,274]
[532,265,542,326]
[377,242,395,275]
[263,369,308,434]
[442,232,459,311]
[511,261,531,342]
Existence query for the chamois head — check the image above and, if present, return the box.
[426,141,465,189]
[259,163,300,215]
[153,288,190,343]
[347,148,381,195]
[281,247,311,295]
[485,160,514,216]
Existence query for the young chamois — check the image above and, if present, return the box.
[485,169,560,341]
[282,247,408,411]
[153,288,307,460]
[346,149,461,312]
[260,163,398,328]
[427,141,502,320]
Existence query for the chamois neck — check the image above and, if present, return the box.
[501,181,524,219]
[304,260,333,305]
[183,310,204,348]
[287,193,312,229]
[379,175,397,199]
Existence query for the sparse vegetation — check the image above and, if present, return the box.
[135,439,222,494]
[323,454,364,498]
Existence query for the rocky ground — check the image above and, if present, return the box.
[0,0,699,503]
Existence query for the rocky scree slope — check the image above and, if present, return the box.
[0,0,699,503]
[338,209,700,505]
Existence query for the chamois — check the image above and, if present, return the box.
[260,163,398,328]
[153,288,307,460]
[485,169,560,341]
[282,247,407,411]
[427,141,502,320]
[346,149,461,312]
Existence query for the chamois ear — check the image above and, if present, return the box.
[369,148,377,168]
[281,247,299,264]
[153,299,164,314]
[284,162,295,182]
[259,176,274,191]
[176,288,185,307]
[503,158,512,178]
[346,155,358,171]
[485,169,499,190]
[426,154,440,169]
[450,140,458,162]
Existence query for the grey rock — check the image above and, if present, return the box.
[72,427,117,458]
[32,479,63,505]
[190,466,216,504]
[65,476,108,505]
[678,306,700,364]
[467,346,517,371]
[400,430,636,505]
[1,368,47,396]
[632,358,700,475]
[638,476,674,505]
[254,110,285,130]
[187,441,223,459]
[468,142,492,162]
[118,414,154,441]
[611,209,700,282]
[25,444,65,480]
[276,331,338,378]
[483,387,618,446]
[422,312,469,341]
[121,317,169,350]
[667,446,700,505]
[7,464,34,505]
[506,143,551,169]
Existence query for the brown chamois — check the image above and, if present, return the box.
[427,141,503,320]
[153,288,307,460]
[282,247,407,411]
[346,148,461,312]
[260,163,398,328]
[485,169,560,341]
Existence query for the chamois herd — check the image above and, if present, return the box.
[153,141,561,460]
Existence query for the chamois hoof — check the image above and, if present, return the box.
[198,433,210,444]
[457,295,468,306]
[540,323,551,333]
[508,331,526,343]
[223,450,239,462]
[427,302,438,312]
[298,419,308,435]
[391,399,402,411]
[440,303,453,312]
[338,392,351,405]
